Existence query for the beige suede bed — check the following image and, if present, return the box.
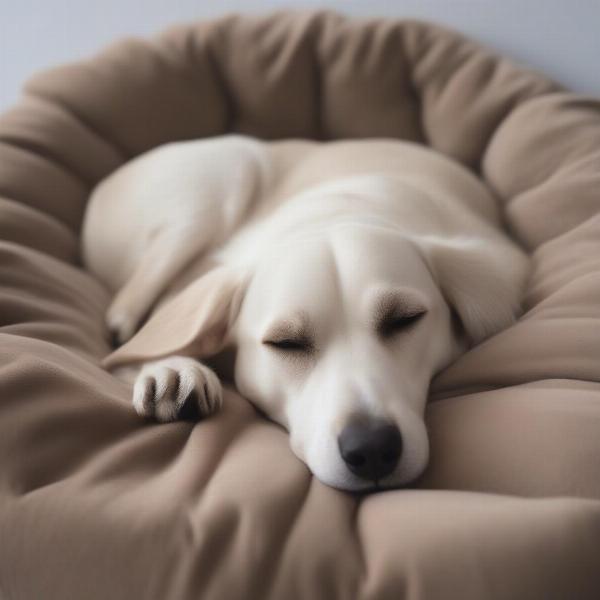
[1,11,600,600]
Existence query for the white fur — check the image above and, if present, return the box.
[132,356,222,423]
[82,135,529,491]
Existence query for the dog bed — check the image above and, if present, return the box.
[1,11,600,600]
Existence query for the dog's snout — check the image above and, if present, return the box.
[337,420,402,482]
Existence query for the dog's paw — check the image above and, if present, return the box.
[132,356,223,422]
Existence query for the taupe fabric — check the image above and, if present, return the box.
[1,11,599,599]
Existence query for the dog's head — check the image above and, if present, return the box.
[107,223,527,491]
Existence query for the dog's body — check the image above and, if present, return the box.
[83,136,529,491]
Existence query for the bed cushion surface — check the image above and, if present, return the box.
[1,11,600,599]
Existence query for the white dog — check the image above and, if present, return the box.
[82,136,528,491]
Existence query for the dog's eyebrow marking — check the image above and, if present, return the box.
[370,288,428,327]
[262,311,313,342]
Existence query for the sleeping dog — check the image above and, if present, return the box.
[82,136,528,491]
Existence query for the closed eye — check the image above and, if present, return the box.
[262,314,314,353]
[378,310,426,338]
[263,338,313,352]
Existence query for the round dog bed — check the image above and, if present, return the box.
[1,11,600,600]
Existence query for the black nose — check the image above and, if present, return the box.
[338,420,402,482]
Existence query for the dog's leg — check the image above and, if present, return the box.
[105,143,267,344]
[106,226,207,344]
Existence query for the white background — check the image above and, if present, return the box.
[1,0,599,112]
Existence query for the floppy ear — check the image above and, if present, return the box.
[419,236,529,345]
[103,266,248,370]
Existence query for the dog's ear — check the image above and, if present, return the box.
[419,236,529,345]
[103,266,248,370]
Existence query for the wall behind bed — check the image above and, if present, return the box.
[1,0,599,113]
